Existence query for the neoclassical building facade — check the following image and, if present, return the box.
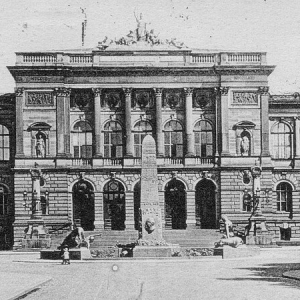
[3,33,300,248]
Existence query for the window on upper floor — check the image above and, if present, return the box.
[0,125,9,161]
[164,120,183,158]
[133,120,153,157]
[103,121,123,158]
[0,185,8,216]
[271,122,293,159]
[194,120,213,157]
[72,120,93,158]
[276,182,293,212]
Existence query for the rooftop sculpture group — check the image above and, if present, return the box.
[98,13,186,49]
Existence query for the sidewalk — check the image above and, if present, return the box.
[0,272,51,300]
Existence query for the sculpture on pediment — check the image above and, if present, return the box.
[134,12,148,41]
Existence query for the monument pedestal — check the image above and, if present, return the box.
[22,219,51,249]
[133,245,180,258]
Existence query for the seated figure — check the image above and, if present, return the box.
[58,225,85,250]
[221,214,234,238]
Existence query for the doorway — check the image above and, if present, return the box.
[165,179,186,229]
[73,180,95,231]
[195,179,216,229]
[103,180,126,230]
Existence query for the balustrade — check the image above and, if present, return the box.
[23,54,57,63]
[70,55,93,64]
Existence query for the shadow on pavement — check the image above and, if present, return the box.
[217,263,300,289]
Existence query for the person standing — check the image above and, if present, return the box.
[61,247,70,265]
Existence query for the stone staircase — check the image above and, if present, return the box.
[50,229,223,249]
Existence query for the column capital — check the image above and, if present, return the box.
[220,87,229,96]
[123,88,132,97]
[54,88,71,97]
[15,88,24,97]
[92,88,102,97]
[153,88,163,96]
[258,86,269,96]
[183,87,194,97]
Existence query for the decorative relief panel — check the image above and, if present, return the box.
[102,91,122,110]
[26,92,54,106]
[163,90,183,109]
[70,90,93,110]
[193,89,215,109]
[232,92,258,105]
[132,90,154,109]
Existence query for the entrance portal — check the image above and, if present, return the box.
[103,180,125,230]
[196,179,216,229]
[165,179,186,229]
[73,180,95,231]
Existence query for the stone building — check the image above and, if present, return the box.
[5,27,300,248]
[0,93,15,249]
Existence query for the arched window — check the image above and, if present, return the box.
[72,120,92,158]
[0,185,9,216]
[133,120,152,157]
[0,125,9,161]
[194,120,213,157]
[271,122,293,159]
[276,182,293,212]
[164,120,183,157]
[103,121,123,158]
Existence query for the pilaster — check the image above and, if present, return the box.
[93,88,103,158]
[55,88,71,157]
[259,86,270,157]
[184,88,194,157]
[125,191,135,230]
[15,88,25,158]
[154,88,164,157]
[186,190,196,229]
[220,87,230,156]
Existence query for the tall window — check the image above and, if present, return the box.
[194,120,213,157]
[276,182,293,212]
[164,120,183,157]
[133,120,152,157]
[103,121,123,158]
[0,185,8,216]
[0,125,9,161]
[72,121,92,158]
[271,122,292,159]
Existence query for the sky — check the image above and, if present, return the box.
[0,0,300,94]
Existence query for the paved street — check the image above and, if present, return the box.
[1,248,300,300]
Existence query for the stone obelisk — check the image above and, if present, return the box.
[139,135,164,244]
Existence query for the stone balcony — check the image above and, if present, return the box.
[15,51,267,68]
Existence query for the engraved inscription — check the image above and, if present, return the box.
[232,92,258,105]
[26,92,54,106]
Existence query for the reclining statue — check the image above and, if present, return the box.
[58,225,85,250]
[215,236,243,248]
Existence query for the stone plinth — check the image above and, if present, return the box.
[222,245,260,259]
[133,245,178,258]
[246,234,274,245]
[40,248,91,260]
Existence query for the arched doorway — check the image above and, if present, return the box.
[103,180,125,230]
[133,181,141,230]
[195,179,216,229]
[165,179,186,229]
[73,180,95,231]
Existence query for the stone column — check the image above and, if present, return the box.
[259,87,270,157]
[220,87,230,156]
[123,88,133,157]
[55,88,71,157]
[186,190,196,229]
[125,191,135,230]
[93,88,103,157]
[184,88,194,157]
[154,88,164,157]
[15,88,25,157]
